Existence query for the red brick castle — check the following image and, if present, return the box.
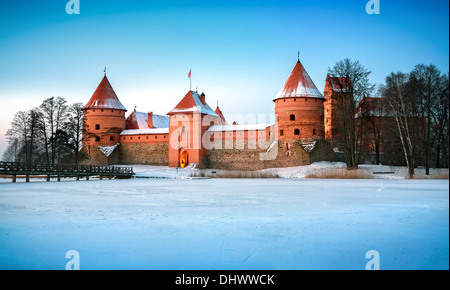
[81,57,364,169]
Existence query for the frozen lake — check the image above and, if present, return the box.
[0,178,448,269]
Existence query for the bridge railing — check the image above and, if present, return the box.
[0,161,134,176]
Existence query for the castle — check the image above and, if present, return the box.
[80,57,365,169]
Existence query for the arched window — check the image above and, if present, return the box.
[313,129,316,135]
[280,129,284,136]
[290,114,295,121]
[294,129,300,136]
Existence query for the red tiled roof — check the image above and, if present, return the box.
[125,111,169,130]
[83,76,127,111]
[167,91,218,116]
[274,60,324,101]
[326,75,352,92]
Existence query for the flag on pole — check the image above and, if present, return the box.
[188,69,192,91]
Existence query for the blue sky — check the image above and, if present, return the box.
[0,0,448,155]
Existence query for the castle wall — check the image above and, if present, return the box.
[120,133,168,144]
[120,142,169,165]
[205,140,311,171]
[78,145,120,166]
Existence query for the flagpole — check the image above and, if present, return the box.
[190,69,192,91]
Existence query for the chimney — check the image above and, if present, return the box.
[148,111,154,128]
[200,92,206,105]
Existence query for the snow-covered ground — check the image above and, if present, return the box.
[1,162,448,183]
[128,162,449,180]
[0,177,448,269]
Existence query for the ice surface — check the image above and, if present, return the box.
[0,173,448,270]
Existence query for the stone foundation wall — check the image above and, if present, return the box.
[205,140,311,170]
[309,139,340,163]
[78,145,114,166]
[120,142,169,165]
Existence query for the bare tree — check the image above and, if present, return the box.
[2,137,19,162]
[380,72,424,177]
[411,64,443,174]
[327,58,375,169]
[39,97,69,165]
[6,111,30,163]
[66,102,84,164]
[432,73,449,168]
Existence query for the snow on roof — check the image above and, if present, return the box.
[83,76,127,111]
[326,75,352,93]
[97,144,118,157]
[126,112,169,130]
[120,128,169,136]
[168,91,219,117]
[152,114,169,128]
[207,123,273,132]
[274,60,324,101]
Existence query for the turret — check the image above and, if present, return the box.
[82,75,127,147]
[273,57,325,141]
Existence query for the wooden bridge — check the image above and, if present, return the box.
[0,162,134,183]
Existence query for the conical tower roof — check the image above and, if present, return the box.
[274,60,324,101]
[83,76,127,111]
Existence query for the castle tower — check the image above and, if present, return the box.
[82,75,127,147]
[274,57,325,141]
[323,74,352,143]
[167,91,219,168]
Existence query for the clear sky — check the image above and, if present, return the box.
[0,0,448,157]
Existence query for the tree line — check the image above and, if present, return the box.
[2,97,83,165]
[328,59,449,176]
